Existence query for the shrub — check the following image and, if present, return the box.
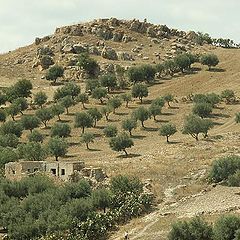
[47,137,68,161]
[235,113,240,123]
[0,120,23,137]
[46,65,64,83]
[213,215,240,240]
[122,118,137,136]
[164,94,174,107]
[209,155,240,183]
[103,125,118,137]
[0,147,19,169]
[192,102,213,118]
[159,123,177,143]
[132,106,149,128]
[168,217,213,240]
[0,134,19,148]
[174,54,191,73]
[28,130,44,143]
[109,132,134,155]
[75,112,93,134]
[78,53,99,77]
[221,89,236,104]
[51,123,71,138]
[200,53,219,70]
[100,74,117,92]
[131,83,148,103]
[34,91,47,108]
[227,170,240,187]
[0,109,7,122]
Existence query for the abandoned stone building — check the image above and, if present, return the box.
[5,161,107,183]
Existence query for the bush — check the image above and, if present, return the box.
[235,113,240,123]
[192,102,213,118]
[0,109,7,122]
[100,74,117,92]
[28,130,44,143]
[213,215,240,240]
[51,123,71,138]
[78,53,99,78]
[48,137,68,161]
[103,124,118,137]
[46,65,64,83]
[109,132,134,155]
[221,89,236,104]
[34,91,48,108]
[0,134,19,148]
[209,155,240,183]
[227,170,240,187]
[174,54,191,73]
[0,147,19,169]
[200,53,219,70]
[131,83,148,103]
[168,217,213,240]
[0,120,23,137]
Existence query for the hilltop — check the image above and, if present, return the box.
[1,18,240,240]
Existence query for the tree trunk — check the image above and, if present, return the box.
[123,149,128,155]
[167,102,171,108]
[82,103,85,109]
[153,115,156,121]
[140,97,143,104]
[167,136,169,143]
[86,143,89,150]
[66,107,69,115]
[100,98,104,104]
[12,116,15,121]
[126,101,129,108]
[58,115,61,121]
[56,156,58,161]
[129,130,132,136]
[195,134,199,141]
[30,129,33,133]
[43,121,47,128]
[141,121,145,128]
[82,127,85,134]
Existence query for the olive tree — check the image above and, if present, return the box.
[48,137,68,161]
[192,102,213,118]
[92,87,108,104]
[132,83,148,103]
[13,97,28,115]
[87,108,102,127]
[81,132,95,150]
[122,118,137,136]
[149,103,162,121]
[60,96,74,114]
[46,65,64,84]
[75,112,93,133]
[200,53,219,70]
[107,97,122,114]
[101,106,113,121]
[76,93,89,109]
[34,91,47,108]
[103,124,118,137]
[0,109,7,123]
[100,74,117,93]
[51,123,71,138]
[35,108,53,128]
[159,123,177,143]
[109,132,134,155]
[51,104,65,121]
[164,94,174,108]
[221,89,236,104]
[20,115,41,132]
[121,93,132,108]
[28,130,44,143]
[132,106,149,128]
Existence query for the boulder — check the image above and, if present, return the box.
[107,18,120,27]
[122,34,132,43]
[95,26,113,40]
[35,37,41,45]
[62,44,74,53]
[70,26,83,36]
[89,46,100,55]
[147,26,157,38]
[186,31,198,41]
[39,55,54,69]
[112,31,124,42]
[101,47,118,60]
[72,44,88,54]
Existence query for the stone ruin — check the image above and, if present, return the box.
[5,161,107,185]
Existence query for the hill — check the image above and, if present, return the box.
[1,18,240,240]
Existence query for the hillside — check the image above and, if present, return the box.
[1,18,240,240]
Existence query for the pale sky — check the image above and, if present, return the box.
[0,0,240,53]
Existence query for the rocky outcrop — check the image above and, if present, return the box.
[101,46,118,60]
[118,52,134,61]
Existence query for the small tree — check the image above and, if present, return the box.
[85,79,100,93]
[21,115,41,133]
[200,53,219,70]
[132,106,149,128]
[18,142,47,161]
[128,67,144,84]
[174,54,191,73]
[51,123,71,138]
[159,123,177,143]
[182,114,213,141]
[0,134,19,148]
[92,87,108,104]
[101,106,113,121]
[13,97,28,115]
[221,89,236,104]
[152,97,165,107]
[46,65,64,84]
[62,82,81,100]
[107,97,122,114]
[140,64,156,83]
[192,102,213,118]
[0,94,7,106]
[213,215,240,240]
[13,79,33,98]
[149,103,162,121]
[122,118,137,136]
[164,60,178,76]
[51,104,65,121]
[164,94,174,108]
[132,83,148,103]
[100,74,117,93]
[35,108,53,128]
[121,93,132,108]
[28,130,44,143]
[81,132,95,150]
[60,96,74,115]
[48,137,68,161]
[7,103,21,121]
[103,125,118,137]
[75,112,93,133]
[236,113,240,123]
[87,108,102,127]
[0,109,7,123]
[78,53,99,78]
[34,91,48,108]
[92,188,112,213]
[0,120,23,137]
[109,132,134,155]
[76,93,89,109]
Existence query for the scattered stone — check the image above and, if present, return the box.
[101,46,118,60]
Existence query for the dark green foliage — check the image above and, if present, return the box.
[51,122,71,138]
[128,66,144,84]
[193,93,221,107]
[109,132,134,155]
[132,106,149,128]
[75,112,93,133]
[46,65,64,83]
[122,118,137,136]
[18,142,47,161]
[235,113,240,123]
[221,89,236,104]
[34,91,48,108]
[182,114,213,140]
[48,137,68,161]
[13,97,28,114]
[80,132,95,150]
[200,54,219,70]
[209,155,240,183]
[101,105,112,121]
[100,74,117,92]
[85,79,100,93]
[168,217,213,240]
[159,123,177,143]
[103,124,118,137]
[0,146,19,169]
[107,97,122,113]
[227,170,240,187]
[164,60,178,76]
[149,102,162,121]
[174,54,191,73]
[7,103,21,121]
[63,82,81,100]
[0,120,23,137]
[0,94,7,106]
[139,64,156,82]
[195,32,213,45]
[92,87,108,104]
[60,95,75,114]
[131,83,148,103]
[78,53,99,77]
[28,130,44,143]
[152,97,165,107]
[92,188,112,213]
[76,93,89,109]
[51,104,65,121]
[0,109,6,122]
[35,108,53,128]
[87,107,102,127]
[20,115,41,132]
[0,134,19,148]
[213,215,240,240]
[192,102,213,118]
[121,93,132,107]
